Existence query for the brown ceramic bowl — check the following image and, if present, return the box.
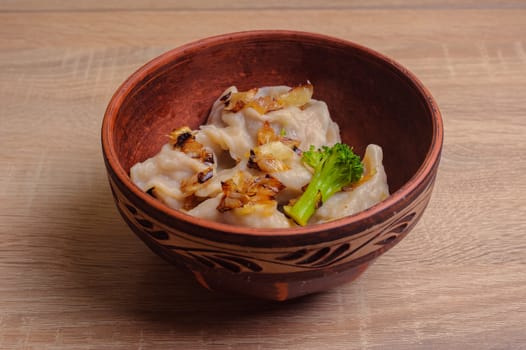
[101,30,443,301]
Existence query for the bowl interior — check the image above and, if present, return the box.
[111,32,433,203]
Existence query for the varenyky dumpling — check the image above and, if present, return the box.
[311,144,389,223]
[130,83,389,228]
[197,85,341,162]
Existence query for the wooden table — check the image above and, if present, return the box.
[1,1,525,349]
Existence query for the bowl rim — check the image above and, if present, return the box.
[101,29,443,238]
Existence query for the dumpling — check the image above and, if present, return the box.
[311,144,389,223]
[265,99,340,150]
[197,86,341,164]
[185,194,223,222]
[130,144,215,209]
[222,203,292,229]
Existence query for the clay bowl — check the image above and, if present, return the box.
[101,30,443,301]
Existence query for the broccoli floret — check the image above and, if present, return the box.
[284,143,363,226]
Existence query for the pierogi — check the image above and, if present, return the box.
[130,84,389,228]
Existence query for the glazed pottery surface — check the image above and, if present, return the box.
[102,30,443,300]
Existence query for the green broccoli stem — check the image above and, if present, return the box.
[284,176,324,226]
[284,164,344,226]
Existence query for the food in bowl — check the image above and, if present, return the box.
[130,83,389,227]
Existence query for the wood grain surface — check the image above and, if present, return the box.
[1,1,525,349]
